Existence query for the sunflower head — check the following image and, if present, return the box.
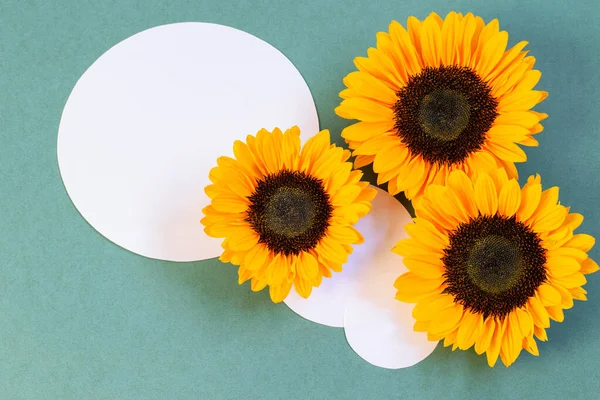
[393,168,597,367]
[335,11,548,200]
[201,127,377,303]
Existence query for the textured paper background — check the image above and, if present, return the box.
[1,0,599,398]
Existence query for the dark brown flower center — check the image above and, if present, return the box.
[393,65,498,166]
[419,89,471,142]
[442,214,547,318]
[264,187,316,238]
[467,235,524,294]
[246,169,332,255]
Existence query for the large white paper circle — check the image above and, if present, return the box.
[57,22,319,261]
[284,186,437,368]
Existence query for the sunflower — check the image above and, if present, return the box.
[393,168,597,367]
[335,11,548,199]
[201,126,377,303]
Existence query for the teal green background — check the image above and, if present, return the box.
[2,0,599,398]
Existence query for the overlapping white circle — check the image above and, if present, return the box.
[285,186,438,368]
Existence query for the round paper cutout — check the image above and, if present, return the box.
[284,186,438,368]
[58,22,319,261]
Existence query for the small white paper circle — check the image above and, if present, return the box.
[284,186,437,368]
[284,186,411,327]
[57,22,319,261]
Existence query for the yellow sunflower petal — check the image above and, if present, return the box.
[414,320,430,332]
[211,193,249,213]
[477,30,508,79]
[486,318,506,367]
[487,40,528,84]
[375,31,410,83]
[497,179,521,217]
[352,155,374,169]
[440,11,459,65]
[551,283,574,309]
[474,173,498,215]
[581,258,600,275]
[534,325,548,341]
[341,121,395,142]
[394,272,444,302]
[514,70,542,92]
[420,13,443,67]
[501,312,524,367]
[472,18,499,68]
[527,296,550,328]
[393,237,439,258]
[296,251,319,281]
[546,305,564,323]
[446,170,478,217]
[494,111,540,128]
[456,311,483,350]
[523,334,539,356]
[317,237,349,265]
[331,185,362,206]
[372,144,408,173]
[281,126,301,169]
[342,71,399,105]
[514,307,534,337]
[396,156,427,195]
[516,176,542,221]
[244,245,269,271]
[405,218,450,249]
[266,253,289,286]
[293,274,313,298]
[226,172,255,198]
[363,47,406,88]
[546,256,582,278]
[564,234,595,253]
[495,63,531,99]
[537,284,562,307]
[269,279,292,303]
[428,302,464,336]
[569,287,588,301]
[336,97,395,122]
[247,276,266,292]
[412,294,455,321]
[487,124,531,143]
[553,272,587,288]
[353,134,400,156]
[485,140,527,163]
[237,266,253,284]
[402,256,446,279]
[498,90,547,112]
[562,213,584,231]
[388,20,422,75]
[259,128,283,173]
[233,140,261,177]
[475,317,496,355]
[228,229,259,252]
[299,129,329,170]
[458,13,478,65]
[326,163,353,194]
[531,205,568,233]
